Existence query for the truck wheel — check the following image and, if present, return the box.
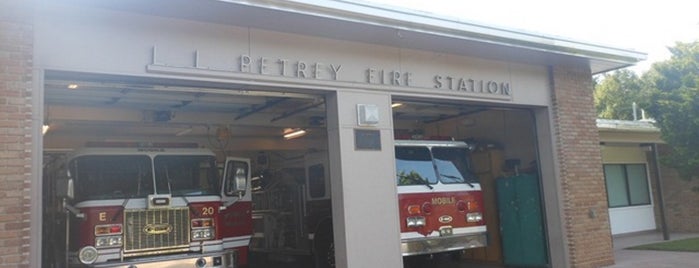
[313,226,335,268]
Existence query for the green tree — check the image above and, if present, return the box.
[594,69,644,120]
[644,41,699,179]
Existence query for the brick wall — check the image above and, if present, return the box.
[655,145,699,232]
[551,64,614,267]
[0,0,34,267]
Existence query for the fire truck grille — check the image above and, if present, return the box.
[123,207,190,255]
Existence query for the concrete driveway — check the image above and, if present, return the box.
[251,231,699,267]
[606,232,699,268]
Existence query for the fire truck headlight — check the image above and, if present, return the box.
[95,236,122,248]
[416,216,426,226]
[96,237,108,247]
[466,212,483,223]
[78,246,98,265]
[406,216,426,228]
[109,236,122,246]
[192,228,214,241]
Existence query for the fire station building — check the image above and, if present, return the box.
[1,0,652,267]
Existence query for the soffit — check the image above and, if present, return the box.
[50,0,646,74]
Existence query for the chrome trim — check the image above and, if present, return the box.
[438,215,453,224]
[143,223,173,235]
[90,250,238,268]
[91,247,121,264]
[201,241,225,254]
[401,225,487,240]
[78,246,98,265]
[76,196,221,209]
[452,225,487,236]
[223,235,253,249]
[400,232,487,256]
[123,207,190,256]
[123,247,190,258]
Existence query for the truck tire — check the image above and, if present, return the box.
[313,225,335,268]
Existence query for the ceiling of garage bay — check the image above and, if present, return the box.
[43,78,327,140]
[43,77,493,143]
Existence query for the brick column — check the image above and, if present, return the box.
[0,1,34,267]
[551,64,614,267]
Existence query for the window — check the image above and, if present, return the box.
[432,147,478,184]
[604,164,651,208]
[154,155,220,196]
[70,155,152,201]
[395,146,437,186]
[224,160,249,196]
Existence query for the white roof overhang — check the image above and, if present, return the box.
[597,119,663,144]
[50,0,647,74]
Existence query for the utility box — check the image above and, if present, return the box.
[496,174,548,267]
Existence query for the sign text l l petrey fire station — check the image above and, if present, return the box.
[147,47,513,100]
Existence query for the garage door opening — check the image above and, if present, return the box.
[41,73,331,268]
[392,98,549,268]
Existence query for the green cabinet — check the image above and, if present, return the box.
[496,174,548,267]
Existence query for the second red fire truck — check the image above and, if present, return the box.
[250,139,487,267]
[395,140,487,256]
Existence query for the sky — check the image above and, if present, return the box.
[366,0,698,74]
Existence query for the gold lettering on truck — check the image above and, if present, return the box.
[99,212,107,221]
[431,197,455,205]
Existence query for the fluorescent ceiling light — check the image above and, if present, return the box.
[283,129,307,140]
[391,103,403,108]
[42,124,50,135]
[67,84,79,89]
[175,127,193,136]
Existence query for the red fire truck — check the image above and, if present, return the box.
[250,139,486,267]
[395,139,487,256]
[43,142,252,268]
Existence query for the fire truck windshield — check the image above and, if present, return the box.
[154,155,221,196]
[395,146,477,186]
[432,147,478,184]
[396,146,437,186]
[70,155,153,202]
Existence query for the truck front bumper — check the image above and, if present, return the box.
[89,250,238,268]
[400,232,487,256]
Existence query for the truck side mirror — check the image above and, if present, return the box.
[224,159,249,197]
[58,178,84,218]
[56,178,74,200]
